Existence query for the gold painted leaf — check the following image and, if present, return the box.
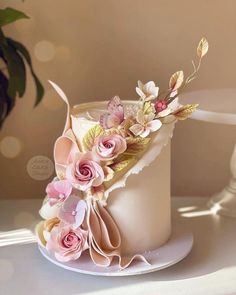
[125,136,151,155]
[197,38,209,58]
[83,124,105,151]
[143,101,155,114]
[169,71,184,90]
[173,104,199,120]
[110,154,135,172]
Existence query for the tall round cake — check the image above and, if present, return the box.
[35,37,208,270]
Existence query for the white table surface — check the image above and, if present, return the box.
[0,197,236,295]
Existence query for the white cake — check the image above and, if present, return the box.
[70,101,174,256]
[36,35,208,268]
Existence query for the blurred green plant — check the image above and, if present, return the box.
[0,7,44,128]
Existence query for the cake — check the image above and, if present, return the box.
[36,38,208,269]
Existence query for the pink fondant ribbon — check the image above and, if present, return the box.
[49,80,71,134]
[86,200,150,269]
[54,129,80,179]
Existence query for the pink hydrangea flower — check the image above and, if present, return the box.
[129,110,162,138]
[66,152,104,191]
[58,195,87,228]
[46,223,88,262]
[93,134,127,161]
[46,179,73,206]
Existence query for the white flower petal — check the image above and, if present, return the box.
[137,80,144,89]
[152,86,159,98]
[156,108,172,118]
[136,87,145,99]
[145,81,155,92]
[39,200,61,220]
[147,119,162,132]
[168,97,179,111]
[140,128,150,138]
[129,124,144,136]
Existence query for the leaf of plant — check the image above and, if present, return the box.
[125,136,150,155]
[0,7,29,27]
[0,39,26,98]
[169,71,184,90]
[83,124,105,151]
[110,154,136,172]
[173,104,199,120]
[197,38,209,58]
[7,38,44,106]
[143,101,155,114]
[0,70,15,128]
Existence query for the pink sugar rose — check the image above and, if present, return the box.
[46,179,73,206]
[66,152,104,191]
[93,134,127,161]
[46,223,88,262]
[58,195,87,228]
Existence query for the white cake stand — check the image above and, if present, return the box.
[180,89,236,217]
[39,223,193,276]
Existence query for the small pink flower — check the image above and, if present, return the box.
[46,180,72,206]
[58,195,87,228]
[93,134,127,161]
[46,223,88,262]
[66,152,104,191]
[129,110,162,138]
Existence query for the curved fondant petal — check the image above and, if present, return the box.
[86,200,150,269]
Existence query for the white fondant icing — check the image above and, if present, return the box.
[72,101,176,255]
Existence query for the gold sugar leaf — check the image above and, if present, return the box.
[143,101,155,114]
[44,217,60,232]
[83,124,105,151]
[125,136,151,155]
[169,71,184,90]
[110,154,135,172]
[173,104,199,120]
[197,38,209,58]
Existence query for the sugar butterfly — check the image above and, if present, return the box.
[100,96,124,129]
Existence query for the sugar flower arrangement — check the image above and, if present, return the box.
[36,38,209,268]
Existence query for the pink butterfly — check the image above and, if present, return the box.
[100,96,124,129]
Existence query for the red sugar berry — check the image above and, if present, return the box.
[155,100,167,113]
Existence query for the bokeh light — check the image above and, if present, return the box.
[0,136,22,159]
[34,40,56,62]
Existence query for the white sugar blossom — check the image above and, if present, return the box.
[129,110,162,138]
[136,80,159,101]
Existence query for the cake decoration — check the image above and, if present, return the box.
[36,38,208,269]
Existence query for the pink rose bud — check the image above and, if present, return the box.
[155,100,167,113]
[93,134,127,161]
